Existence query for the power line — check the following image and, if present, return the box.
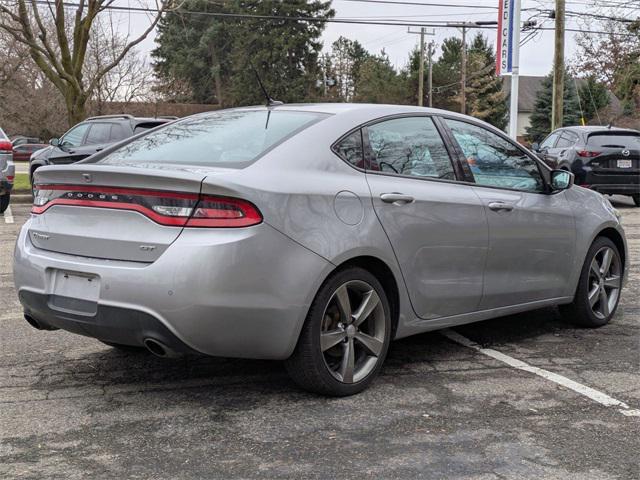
[339,0,497,9]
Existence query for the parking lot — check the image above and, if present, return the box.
[1,197,638,479]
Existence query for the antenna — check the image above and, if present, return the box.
[249,62,283,107]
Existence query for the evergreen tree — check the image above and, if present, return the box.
[329,37,369,101]
[353,51,407,104]
[577,76,610,123]
[153,0,334,106]
[526,69,582,142]
[465,34,508,130]
[432,37,463,111]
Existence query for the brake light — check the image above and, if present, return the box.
[31,184,262,228]
[577,150,601,158]
[0,140,12,153]
[7,175,14,181]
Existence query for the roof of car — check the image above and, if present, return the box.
[84,114,174,123]
[559,125,639,134]
[247,103,456,116]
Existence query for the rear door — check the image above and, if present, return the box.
[586,131,640,174]
[443,118,576,309]
[362,115,488,319]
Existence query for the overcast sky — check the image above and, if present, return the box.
[116,0,628,78]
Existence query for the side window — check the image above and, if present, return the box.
[446,119,544,193]
[540,132,559,149]
[85,123,112,145]
[60,123,90,147]
[556,131,577,148]
[366,117,455,180]
[333,130,364,169]
[109,123,129,142]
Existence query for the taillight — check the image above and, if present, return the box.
[577,150,601,158]
[31,184,262,228]
[0,140,12,153]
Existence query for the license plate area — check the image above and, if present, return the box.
[617,159,632,168]
[48,270,100,316]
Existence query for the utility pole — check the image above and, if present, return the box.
[551,0,565,130]
[427,41,434,107]
[461,25,467,114]
[408,28,435,106]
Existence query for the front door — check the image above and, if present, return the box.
[363,116,488,319]
[443,118,576,309]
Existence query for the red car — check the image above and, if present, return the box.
[12,143,48,162]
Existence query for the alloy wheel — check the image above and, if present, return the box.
[587,246,621,320]
[320,280,386,384]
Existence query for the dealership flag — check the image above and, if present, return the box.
[496,0,515,76]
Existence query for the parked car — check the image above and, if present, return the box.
[11,135,41,147]
[14,105,628,396]
[12,143,48,162]
[29,114,174,189]
[533,126,640,206]
[0,127,15,213]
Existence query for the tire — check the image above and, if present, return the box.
[632,194,640,207]
[0,194,9,214]
[285,267,392,396]
[560,237,623,328]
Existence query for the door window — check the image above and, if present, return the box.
[85,123,112,145]
[446,119,544,192]
[556,131,578,148]
[366,117,455,180]
[333,130,365,169]
[60,123,90,147]
[540,132,559,149]
[109,123,129,142]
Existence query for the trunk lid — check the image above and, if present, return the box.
[29,164,211,262]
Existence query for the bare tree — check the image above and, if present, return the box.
[0,0,168,126]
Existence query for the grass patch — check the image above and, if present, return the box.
[13,173,31,193]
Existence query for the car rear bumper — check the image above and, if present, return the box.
[13,220,331,359]
[577,171,640,195]
[1,152,14,195]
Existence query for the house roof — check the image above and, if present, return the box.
[501,75,622,115]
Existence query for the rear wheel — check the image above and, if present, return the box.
[560,237,622,327]
[632,194,640,207]
[285,267,392,396]
[0,194,9,214]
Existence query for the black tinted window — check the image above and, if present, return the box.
[587,133,640,148]
[101,110,326,167]
[447,119,544,192]
[367,117,455,180]
[334,131,364,168]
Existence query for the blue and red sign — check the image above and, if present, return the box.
[496,0,515,76]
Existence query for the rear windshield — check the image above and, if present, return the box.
[587,133,640,148]
[101,110,327,167]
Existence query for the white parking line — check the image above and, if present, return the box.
[441,329,638,417]
[3,205,13,223]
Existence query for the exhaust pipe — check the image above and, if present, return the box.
[143,338,180,358]
[24,314,58,331]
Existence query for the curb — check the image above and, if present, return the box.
[11,194,33,204]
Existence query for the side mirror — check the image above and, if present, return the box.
[550,169,574,191]
[49,138,59,147]
[531,142,540,152]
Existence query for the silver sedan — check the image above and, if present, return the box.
[13,104,628,396]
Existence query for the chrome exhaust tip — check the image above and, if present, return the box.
[143,338,180,358]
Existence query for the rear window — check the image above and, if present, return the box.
[102,110,326,168]
[587,133,640,148]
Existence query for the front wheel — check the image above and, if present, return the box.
[560,237,623,327]
[0,194,9,214]
[285,267,392,396]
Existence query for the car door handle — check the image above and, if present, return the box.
[380,193,415,205]
[488,201,514,212]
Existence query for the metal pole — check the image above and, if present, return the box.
[428,41,434,108]
[551,0,565,130]
[461,25,466,114]
[418,27,425,106]
[508,0,521,140]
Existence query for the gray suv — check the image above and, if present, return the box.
[29,114,173,188]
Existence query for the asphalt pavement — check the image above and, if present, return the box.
[1,197,638,479]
